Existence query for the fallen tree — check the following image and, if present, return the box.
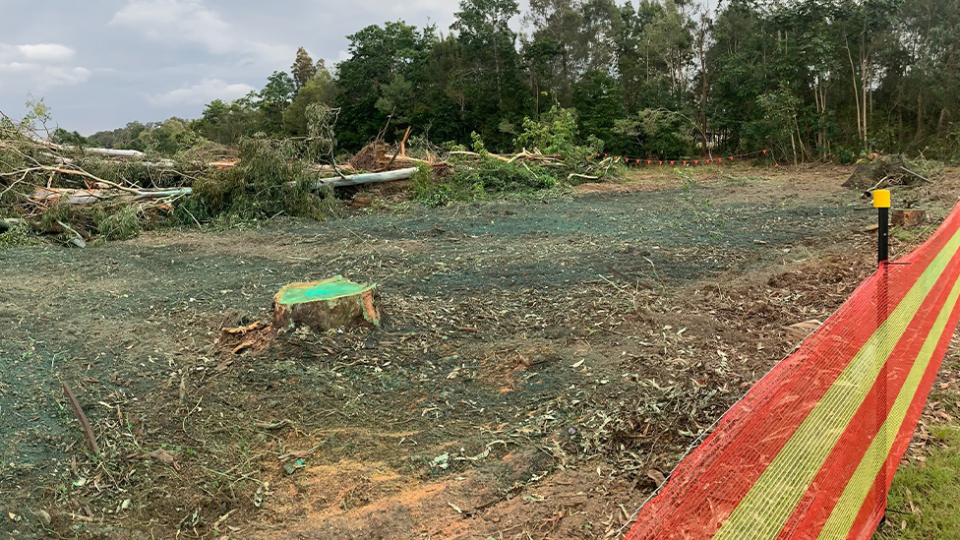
[27,168,420,207]
[313,167,418,188]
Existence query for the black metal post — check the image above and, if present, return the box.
[873,188,891,522]
[874,189,890,265]
[878,207,889,264]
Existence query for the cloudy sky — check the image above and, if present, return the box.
[0,0,463,135]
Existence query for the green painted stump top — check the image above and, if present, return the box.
[276,276,375,305]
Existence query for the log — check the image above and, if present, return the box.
[32,187,108,205]
[272,276,380,332]
[85,148,145,159]
[311,167,417,188]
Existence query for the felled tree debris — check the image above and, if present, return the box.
[348,136,421,173]
[272,276,380,332]
[348,141,387,171]
[842,155,937,190]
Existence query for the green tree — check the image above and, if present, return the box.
[572,70,625,149]
[258,71,296,135]
[452,0,530,149]
[284,65,339,137]
[291,47,319,92]
[335,21,437,148]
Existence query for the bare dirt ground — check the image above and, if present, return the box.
[1,164,956,539]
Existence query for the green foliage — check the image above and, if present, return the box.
[258,71,296,134]
[572,70,626,149]
[335,22,438,149]
[470,131,488,155]
[95,206,143,241]
[455,158,557,192]
[194,99,259,145]
[614,108,694,157]
[375,74,415,121]
[52,128,89,147]
[139,118,203,155]
[417,153,559,206]
[412,164,454,207]
[743,90,802,162]
[36,201,143,241]
[191,137,333,221]
[47,0,960,162]
[517,105,578,155]
[284,69,339,137]
[0,223,42,249]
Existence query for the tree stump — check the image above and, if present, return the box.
[272,276,380,332]
[891,209,927,228]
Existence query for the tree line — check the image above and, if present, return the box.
[82,0,960,163]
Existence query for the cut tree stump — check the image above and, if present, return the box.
[272,276,380,332]
[891,209,927,228]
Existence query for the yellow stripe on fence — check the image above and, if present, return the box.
[816,275,960,538]
[711,227,960,540]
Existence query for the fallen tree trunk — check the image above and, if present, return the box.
[24,168,418,209]
[85,148,145,159]
[311,167,417,188]
[32,187,108,205]
[448,151,511,162]
[31,187,192,206]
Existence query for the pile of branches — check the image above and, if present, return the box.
[842,154,941,191]
[447,148,616,182]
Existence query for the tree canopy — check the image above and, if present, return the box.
[86,0,960,162]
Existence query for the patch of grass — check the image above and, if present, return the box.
[721,173,771,186]
[875,426,960,539]
[892,227,924,244]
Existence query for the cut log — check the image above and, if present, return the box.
[272,276,380,332]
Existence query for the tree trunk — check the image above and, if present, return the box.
[845,34,863,144]
[311,167,418,188]
[937,107,949,133]
[916,89,923,140]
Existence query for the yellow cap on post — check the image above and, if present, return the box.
[873,189,891,208]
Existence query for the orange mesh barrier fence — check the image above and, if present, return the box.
[625,202,960,540]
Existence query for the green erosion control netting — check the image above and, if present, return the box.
[626,202,960,540]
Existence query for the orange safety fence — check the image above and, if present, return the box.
[625,202,960,540]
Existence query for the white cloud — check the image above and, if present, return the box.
[0,62,91,89]
[110,0,291,65]
[148,78,255,107]
[17,44,75,62]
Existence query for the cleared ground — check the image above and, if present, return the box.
[0,164,954,539]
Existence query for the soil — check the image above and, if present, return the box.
[1,164,957,539]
